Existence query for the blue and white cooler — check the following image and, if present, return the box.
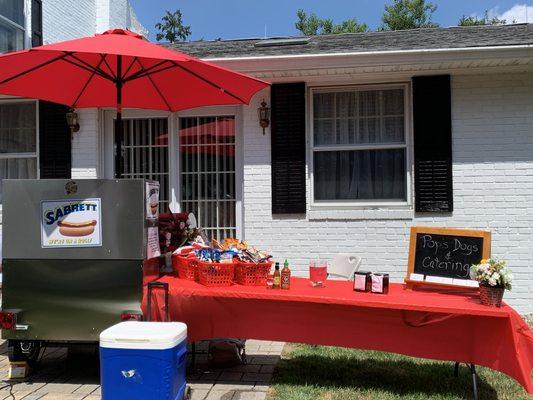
[100,321,189,400]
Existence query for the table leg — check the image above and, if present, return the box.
[191,342,196,369]
[470,364,478,400]
[453,361,459,377]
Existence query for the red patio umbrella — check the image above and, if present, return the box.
[0,29,269,177]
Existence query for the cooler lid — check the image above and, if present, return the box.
[100,321,187,350]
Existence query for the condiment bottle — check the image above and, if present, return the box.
[281,259,291,289]
[273,262,281,289]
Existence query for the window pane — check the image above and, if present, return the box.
[383,89,404,115]
[313,93,334,118]
[314,149,406,201]
[0,102,36,153]
[218,117,235,145]
[358,117,380,143]
[359,90,379,116]
[0,0,24,26]
[0,157,36,202]
[383,116,404,143]
[336,119,356,145]
[179,116,236,241]
[314,119,334,146]
[119,118,169,208]
[336,91,356,118]
[314,88,405,146]
[0,18,23,53]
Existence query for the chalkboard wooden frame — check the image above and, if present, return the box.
[405,227,491,289]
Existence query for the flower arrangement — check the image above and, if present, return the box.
[158,212,205,253]
[470,258,513,290]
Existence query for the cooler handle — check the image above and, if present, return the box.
[146,281,169,322]
[176,346,187,365]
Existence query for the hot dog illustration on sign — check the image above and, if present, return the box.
[41,198,102,248]
[58,220,97,237]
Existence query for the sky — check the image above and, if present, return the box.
[129,1,533,42]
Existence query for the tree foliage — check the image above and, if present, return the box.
[295,9,368,36]
[380,0,439,31]
[458,11,506,26]
[155,10,191,43]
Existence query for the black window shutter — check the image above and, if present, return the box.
[412,75,453,212]
[39,101,71,179]
[271,82,306,214]
[31,0,43,47]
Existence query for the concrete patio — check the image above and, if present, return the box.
[0,339,284,400]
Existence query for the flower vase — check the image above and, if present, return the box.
[479,285,505,307]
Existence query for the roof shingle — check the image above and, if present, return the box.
[168,24,533,59]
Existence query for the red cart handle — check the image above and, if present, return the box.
[146,281,169,322]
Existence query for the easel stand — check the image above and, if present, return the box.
[453,362,478,400]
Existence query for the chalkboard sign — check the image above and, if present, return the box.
[405,227,491,289]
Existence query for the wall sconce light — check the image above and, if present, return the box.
[66,108,80,133]
[257,100,270,135]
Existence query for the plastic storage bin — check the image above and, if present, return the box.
[100,321,188,400]
[196,260,234,287]
[234,261,272,286]
[172,254,197,281]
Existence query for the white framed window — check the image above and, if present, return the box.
[103,109,241,240]
[178,116,237,241]
[0,0,25,53]
[0,99,38,202]
[310,84,411,208]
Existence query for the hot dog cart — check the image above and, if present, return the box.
[1,179,160,364]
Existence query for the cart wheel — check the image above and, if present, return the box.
[8,340,41,367]
[183,385,192,400]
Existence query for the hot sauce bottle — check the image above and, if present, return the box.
[281,259,291,289]
[273,262,281,289]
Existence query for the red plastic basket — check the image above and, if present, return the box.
[196,260,234,287]
[172,254,197,281]
[235,261,272,286]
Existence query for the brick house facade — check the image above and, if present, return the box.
[66,24,533,313]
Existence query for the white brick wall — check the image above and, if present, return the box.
[71,108,99,178]
[43,0,97,43]
[98,0,148,37]
[241,72,533,314]
[70,71,533,313]
[43,0,146,44]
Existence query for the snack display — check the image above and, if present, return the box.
[170,236,273,287]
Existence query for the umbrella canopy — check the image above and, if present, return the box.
[0,29,268,110]
[0,29,269,176]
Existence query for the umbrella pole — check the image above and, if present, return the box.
[114,55,123,178]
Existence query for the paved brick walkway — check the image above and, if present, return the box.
[0,340,284,400]
[187,340,284,400]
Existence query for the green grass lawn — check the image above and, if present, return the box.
[268,344,532,400]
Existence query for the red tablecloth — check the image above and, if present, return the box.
[144,277,533,393]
